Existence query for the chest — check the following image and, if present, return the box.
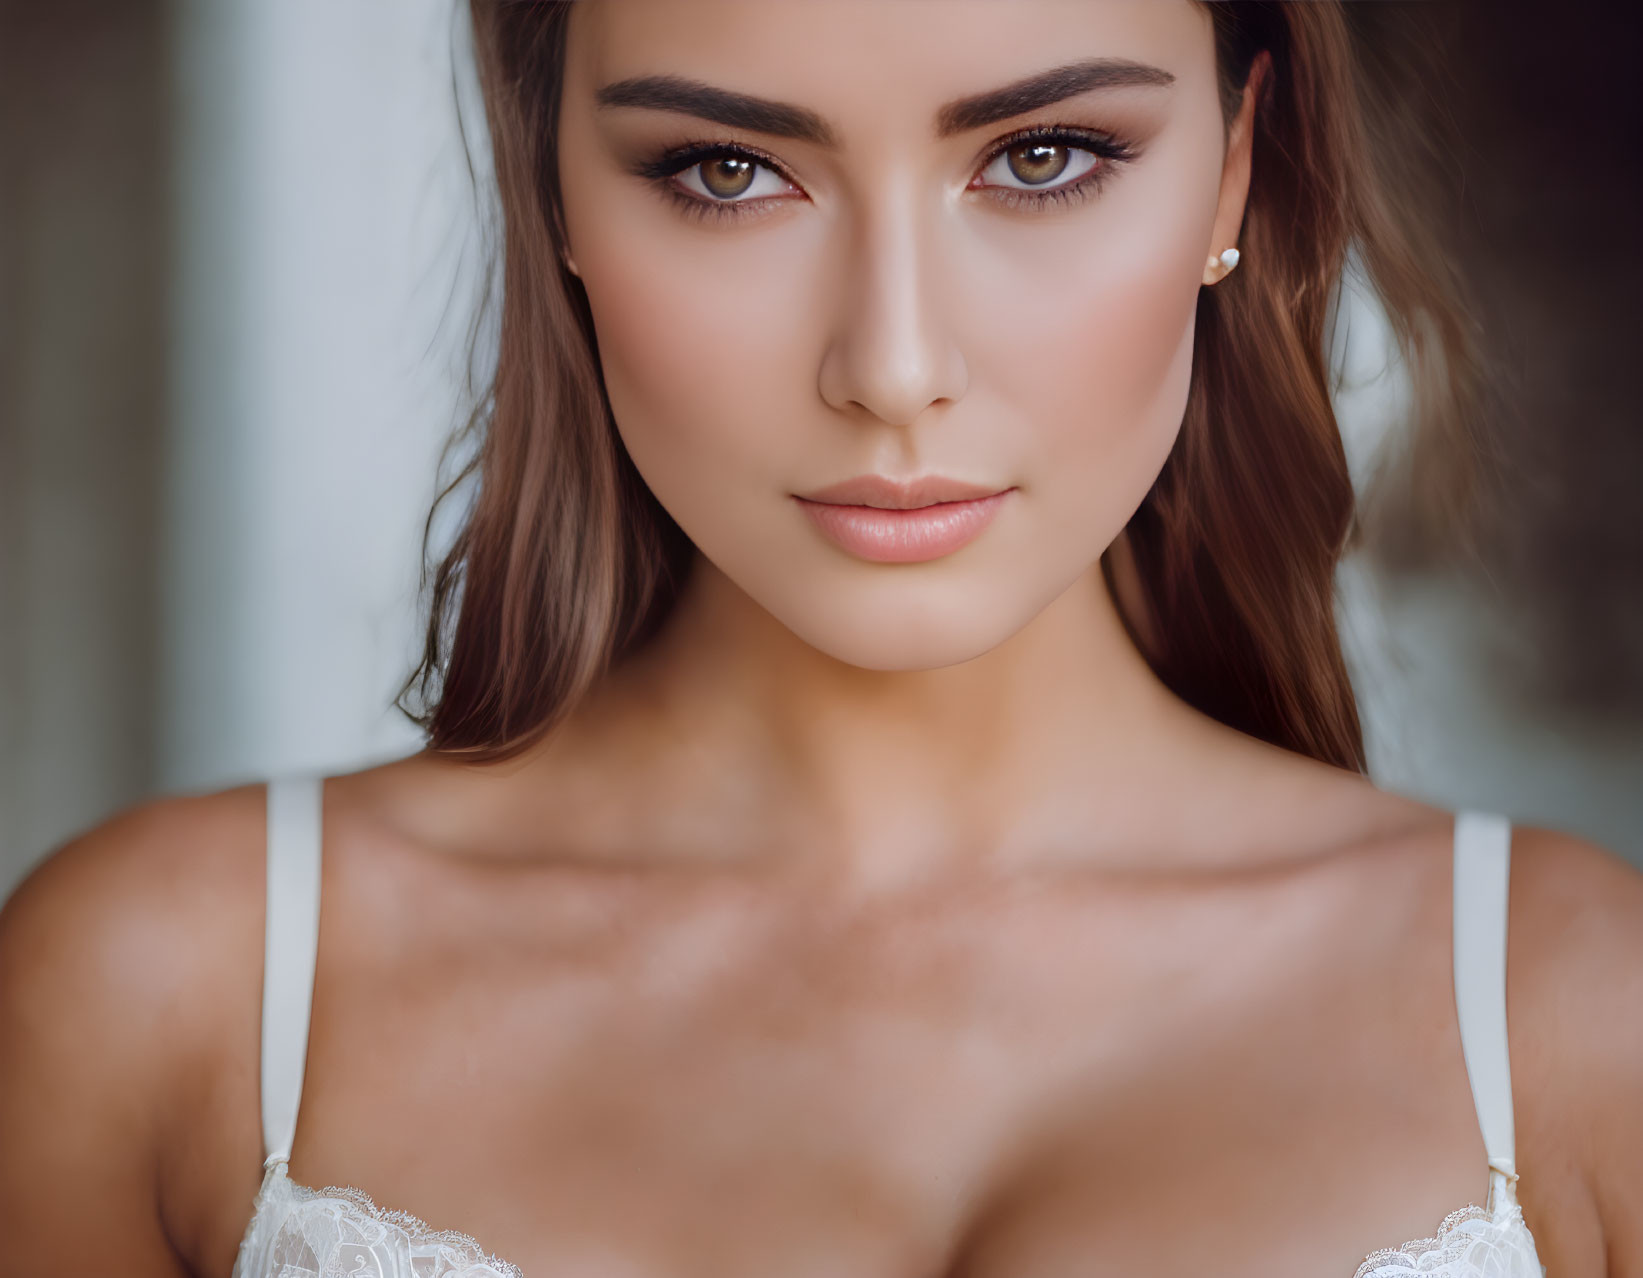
[242,865,1492,1277]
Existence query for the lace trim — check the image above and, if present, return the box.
[1351,1197,1544,1278]
[1353,1203,1492,1277]
[261,1160,525,1278]
[241,1161,1539,1278]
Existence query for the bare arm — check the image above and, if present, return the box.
[0,794,264,1275]
[1511,827,1643,1278]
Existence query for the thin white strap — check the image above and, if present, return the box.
[261,776,324,1168]
[1452,810,1519,1208]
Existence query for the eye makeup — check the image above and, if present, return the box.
[969,124,1137,210]
[625,121,1140,224]
[631,138,804,223]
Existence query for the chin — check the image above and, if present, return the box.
[802,627,1004,674]
[759,581,1050,673]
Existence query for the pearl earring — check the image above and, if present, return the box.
[1217,247,1240,273]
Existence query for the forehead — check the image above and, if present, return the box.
[566,0,1218,132]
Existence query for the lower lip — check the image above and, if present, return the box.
[795,491,1011,563]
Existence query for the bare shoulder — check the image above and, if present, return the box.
[0,785,269,1273]
[1502,824,1643,1270]
[0,786,269,1046]
[1296,799,1637,1273]
[1507,824,1643,998]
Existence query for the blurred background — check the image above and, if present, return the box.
[1,0,1639,902]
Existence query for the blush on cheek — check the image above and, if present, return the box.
[581,255,722,432]
[576,233,823,563]
[578,219,822,464]
[958,105,1222,486]
[980,232,1203,502]
[1086,248,1202,463]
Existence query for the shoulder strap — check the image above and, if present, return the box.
[261,776,324,1168]
[1451,810,1520,1208]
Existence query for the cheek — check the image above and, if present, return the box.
[570,202,824,510]
[958,167,1216,537]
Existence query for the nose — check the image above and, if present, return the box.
[816,188,968,427]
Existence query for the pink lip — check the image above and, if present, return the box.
[794,475,1013,563]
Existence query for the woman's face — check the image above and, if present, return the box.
[557,0,1250,670]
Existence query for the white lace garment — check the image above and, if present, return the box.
[231,781,1547,1278]
[232,1159,1543,1278]
[234,1160,521,1278]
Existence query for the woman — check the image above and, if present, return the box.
[1,1,1638,1274]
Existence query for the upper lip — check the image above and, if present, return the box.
[796,475,1010,509]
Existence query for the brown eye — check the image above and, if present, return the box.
[699,156,756,199]
[661,147,800,208]
[975,134,1105,198]
[1006,142,1070,186]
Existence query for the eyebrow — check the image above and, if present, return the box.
[594,57,1176,146]
[936,58,1175,136]
[596,75,835,145]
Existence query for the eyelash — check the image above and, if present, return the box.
[970,124,1137,210]
[635,124,1137,224]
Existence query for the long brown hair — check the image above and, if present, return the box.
[402,1,1485,772]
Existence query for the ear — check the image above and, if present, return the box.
[1202,51,1269,286]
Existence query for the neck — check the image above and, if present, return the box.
[550,549,1221,886]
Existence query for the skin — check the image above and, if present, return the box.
[1,2,1640,1275]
